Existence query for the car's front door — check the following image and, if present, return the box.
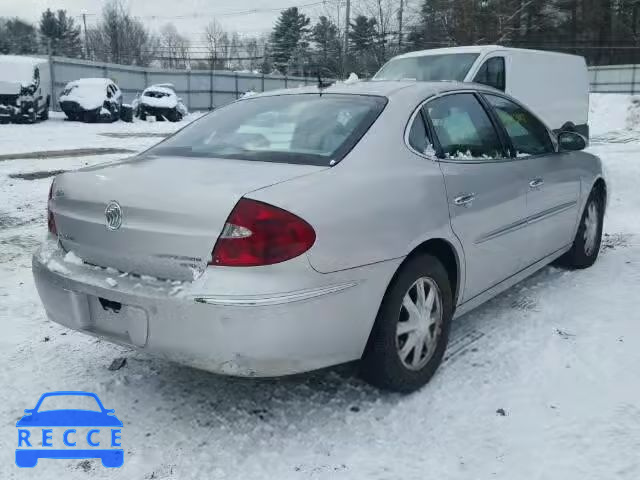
[483,94,581,261]
[424,92,530,302]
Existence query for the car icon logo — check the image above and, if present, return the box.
[15,391,123,468]
[104,201,123,231]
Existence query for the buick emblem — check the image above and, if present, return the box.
[104,201,123,231]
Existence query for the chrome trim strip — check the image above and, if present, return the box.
[526,201,577,225]
[193,282,359,307]
[475,218,529,244]
[475,201,577,244]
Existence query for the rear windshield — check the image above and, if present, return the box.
[149,94,387,166]
[373,53,479,82]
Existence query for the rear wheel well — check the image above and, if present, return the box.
[404,239,460,306]
[593,178,607,203]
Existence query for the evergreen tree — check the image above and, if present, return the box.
[0,19,10,54]
[311,16,342,77]
[39,9,83,57]
[3,18,38,54]
[348,15,379,76]
[271,7,311,75]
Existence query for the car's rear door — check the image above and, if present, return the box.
[482,93,581,261]
[424,92,530,302]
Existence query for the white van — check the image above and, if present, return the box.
[374,46,590,138]
[0,55,51,123]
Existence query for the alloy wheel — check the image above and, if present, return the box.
[396,277,443,371]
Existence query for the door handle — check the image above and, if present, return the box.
[453,193,476,207]
[529,178,544,189]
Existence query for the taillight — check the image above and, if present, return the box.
[47,181,57,236]
[210,198,316,267]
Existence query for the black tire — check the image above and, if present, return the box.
[40,99,49,120]
[83,110,98,123]
[558,187,604,269]
[28,100,38,124]
[119,104,133,123]
[360,254,454,393]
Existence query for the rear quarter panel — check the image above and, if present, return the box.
[247,93,462,275]
[565,150,606,238]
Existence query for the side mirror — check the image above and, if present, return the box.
[24,409,34,414]
[558,131,587,152]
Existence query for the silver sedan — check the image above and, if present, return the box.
[33,81,607,392]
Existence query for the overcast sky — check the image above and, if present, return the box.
[0,0,339,40]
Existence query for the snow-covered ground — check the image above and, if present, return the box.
[1,97,639,479]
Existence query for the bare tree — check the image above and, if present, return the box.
[355,0,401,63]
[86,0,158,66]
[159,23,190,69]
[204,19,227,69]
[244,37,261,72]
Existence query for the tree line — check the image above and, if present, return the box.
[1,0,639,77]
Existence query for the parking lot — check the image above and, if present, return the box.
[1,98,639,479]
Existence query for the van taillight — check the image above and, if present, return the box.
[210,198,316,267]
[47,181,57,236]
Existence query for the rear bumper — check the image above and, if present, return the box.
[60,101,85,113]
[32,239,399,376]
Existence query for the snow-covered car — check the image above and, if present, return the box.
[134,84,187,122]
[59,78,122,123]
[0,55,50,124]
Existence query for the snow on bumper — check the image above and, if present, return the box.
[31,240,392,376]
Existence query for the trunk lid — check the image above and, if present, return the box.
[52,155,326,280]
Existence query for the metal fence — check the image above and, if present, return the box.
[47,56,321,112]
[589,65,640,94]
[44,56,640,113]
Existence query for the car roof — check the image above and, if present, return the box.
[144,85,176,94]
[392,45,582,60]
[68,78,113,87]
[248,80,500,103]
[0,54,48,66]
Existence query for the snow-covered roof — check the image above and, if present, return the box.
[0,55,47,84]
[143,86,176,96]
[394,45,579,60]
[68,78,113,87]
[151,83,175,90]
[0,55,48,66]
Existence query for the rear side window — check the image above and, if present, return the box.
[150,94,387,166]
[484,94,554,156]
[473,57,505,91]
[407,111,433,155]
[426,93,504,160]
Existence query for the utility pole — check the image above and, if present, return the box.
[342,0,351,78]
[82,13,88,59]
[398,0,404,49]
